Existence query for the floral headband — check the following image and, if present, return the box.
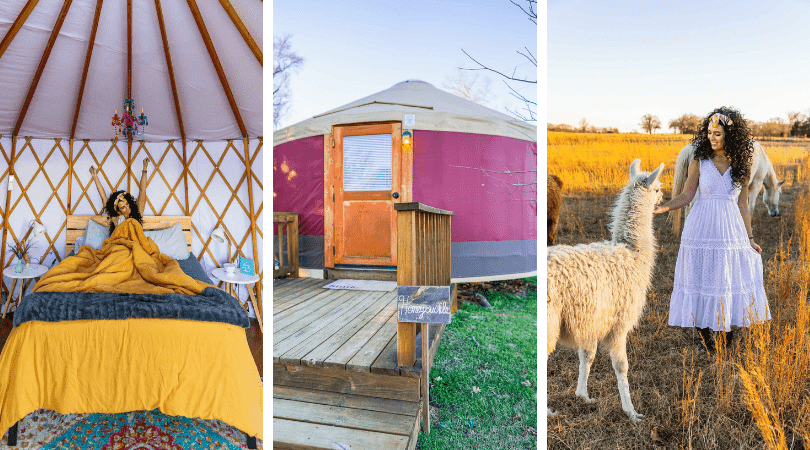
[709,113,733,128]
[113,192,130,213]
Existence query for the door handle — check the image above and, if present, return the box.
[392,192,399,199]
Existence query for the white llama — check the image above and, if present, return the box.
[547,159,664,423]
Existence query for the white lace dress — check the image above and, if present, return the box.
[668,158,770,331]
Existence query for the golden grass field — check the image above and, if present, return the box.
[548,132,808,194]
[547,132,810,449]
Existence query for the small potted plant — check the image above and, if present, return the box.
[7,238,34,273]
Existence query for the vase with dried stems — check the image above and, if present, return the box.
[7,238,34,273]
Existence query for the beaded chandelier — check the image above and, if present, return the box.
[111,98,148,140]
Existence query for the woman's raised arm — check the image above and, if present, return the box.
[89,166,108,214]
[137,158,149,214]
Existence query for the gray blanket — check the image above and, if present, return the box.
[13,287,250,329]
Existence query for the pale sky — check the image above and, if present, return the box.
[548,0,810,133]
[273,0,537,130]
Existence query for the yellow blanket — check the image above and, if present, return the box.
[0,319,263,439]
[34,218,209,295]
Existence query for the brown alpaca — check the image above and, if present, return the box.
[548,174,563,245]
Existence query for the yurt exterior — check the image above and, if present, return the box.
[274,80,536,281]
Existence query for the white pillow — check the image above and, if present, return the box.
[83,219,110,250]
[144,223,190,260]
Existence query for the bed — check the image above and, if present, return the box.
[0,215,262,446]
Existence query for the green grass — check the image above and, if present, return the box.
[416,277,537,450]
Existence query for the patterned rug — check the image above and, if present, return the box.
[0,409,262,449]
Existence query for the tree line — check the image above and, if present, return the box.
[550,111,810,138]
[548,119,619,134]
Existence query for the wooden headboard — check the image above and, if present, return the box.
[66,216,193,255]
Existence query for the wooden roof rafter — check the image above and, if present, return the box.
[217,0,262,66]
[13,0,75,137]
[186,0,248,138]
[154,0,186,140]
[127,0,133,99]
[0,0,41,61]
[71,0,104,140]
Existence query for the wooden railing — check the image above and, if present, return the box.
[273,212,299,279]
[395,202,453,367]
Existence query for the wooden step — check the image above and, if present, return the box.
[325,267,397,281]
[273,386,421,450]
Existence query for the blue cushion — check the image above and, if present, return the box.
[177,254,214,285]
[144,223,190,260]
[83,219,110,250]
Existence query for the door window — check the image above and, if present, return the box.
[343,134,392,191]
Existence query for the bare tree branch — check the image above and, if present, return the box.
[273,34,304,129]
[459,0,536,122]
[509,0,537,24]
[517,47,536,66]
[460,49,537,84]
[504,80,536,121]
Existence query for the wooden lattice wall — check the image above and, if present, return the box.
[0,136,263,315]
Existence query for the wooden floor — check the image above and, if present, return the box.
[273,277,446,450]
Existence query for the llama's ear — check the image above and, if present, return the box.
[629,159,641,178]
[645,163,665,187]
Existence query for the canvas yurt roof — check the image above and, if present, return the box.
[274,80,536,145]
[0,0,261,141]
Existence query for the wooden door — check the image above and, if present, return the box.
[328,122,406,266]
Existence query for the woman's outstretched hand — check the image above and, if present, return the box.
[653,205,669,214]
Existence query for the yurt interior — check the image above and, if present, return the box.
[0,0,263,447]
[272,80,536,448]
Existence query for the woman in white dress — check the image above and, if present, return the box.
[89,159,150,233]
[653,107,770,352]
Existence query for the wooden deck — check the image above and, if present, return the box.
[273,277,446,450]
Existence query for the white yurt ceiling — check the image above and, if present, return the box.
[0,0,262,141]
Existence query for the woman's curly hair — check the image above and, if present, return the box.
[691,106,753,187]
[105,190,142,233]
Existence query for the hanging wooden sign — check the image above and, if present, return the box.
[397,284,453,435]
[397,285,451,324]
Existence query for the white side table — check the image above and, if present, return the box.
[3,263,49,318]
[211,268,263,333]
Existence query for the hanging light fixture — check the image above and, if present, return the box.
[111,98,148,141]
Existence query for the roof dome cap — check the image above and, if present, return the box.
[393,80,434,87]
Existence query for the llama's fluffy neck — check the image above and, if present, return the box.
[609,179,657,256]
